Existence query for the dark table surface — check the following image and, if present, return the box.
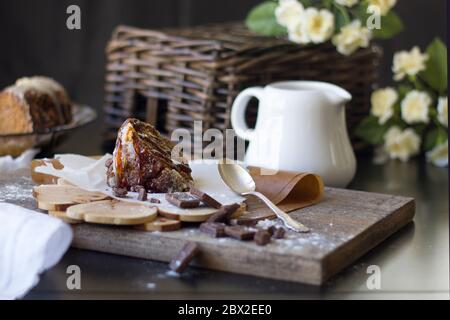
[4,121,449,299]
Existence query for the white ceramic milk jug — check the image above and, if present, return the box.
[231,81,356,187]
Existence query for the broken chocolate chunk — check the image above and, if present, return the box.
[190,187,222,209]
[273,227,286,239]
[166,193,200,208]
[267,226,277,235]
[130,185,145,192]
[199,222,226,238]
[169,242,199,273]
[254,230,271,246]
[113,187,128,198]
[137,187,147,201]
[229,218,258,227]
[224,225,255,241]
[149,198,161,204]
[228,219,239,226]
[207,203,240,223]
[105,158,113,168]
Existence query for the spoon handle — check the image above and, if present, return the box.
[244,191,309,233]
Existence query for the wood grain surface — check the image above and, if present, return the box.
[71,187,415,285]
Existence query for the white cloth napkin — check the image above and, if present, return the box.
[0,149,40,173]
[0,203,73,300]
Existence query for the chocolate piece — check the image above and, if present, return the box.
[113,187,128,198]
[105,158,113,168]
[137,187,147,201]
[169,242,199,273]
[149,198,161,204]
[228,219,239,226]
[254,230,271,246]
[108,118,193,193]
[190,187,222,209]
[267,226,277,235]
[207,203,240,223]
[232,215,273,227]
[229,218,258,227]
[199,222,226,238]
[130,185,145,192]
[224,225,255,241]
[273,227,286,239]
[166,193,200,208]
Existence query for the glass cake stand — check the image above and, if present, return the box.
[0,104,97,157]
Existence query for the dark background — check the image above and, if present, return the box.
[0,0,447,154]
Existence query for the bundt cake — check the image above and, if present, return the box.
[0,76,72,134]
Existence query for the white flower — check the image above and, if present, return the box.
[275,0,304,29]
[335,0,359,7]
[371,87,398,124]
[332,20,372,56]
[288,20,310,44]
[384,126,421,162]
[427,140,448,167]
[437,97,448,127]
[401,90,431,124]
[368,0,397,15]
[392,46,429,81]
[302,8,334,44]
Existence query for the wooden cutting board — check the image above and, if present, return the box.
[71,187,415,285]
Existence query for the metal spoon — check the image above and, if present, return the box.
[218,162,309,233]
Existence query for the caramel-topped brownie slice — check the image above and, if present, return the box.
[107,118,193,193]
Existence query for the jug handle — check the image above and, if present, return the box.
[231,87,264,141]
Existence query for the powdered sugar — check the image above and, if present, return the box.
[256,219,279,230]
[274,231,352,254]
[0,184,30,202]
[0,170,36,209]
[165,270,181,278]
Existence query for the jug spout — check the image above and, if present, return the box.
[324,85,352,107]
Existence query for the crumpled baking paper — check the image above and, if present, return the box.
[0,149,40,173]
[35,154,245,210]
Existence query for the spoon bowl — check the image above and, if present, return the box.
[218,162,256,194]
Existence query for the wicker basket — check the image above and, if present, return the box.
[103,23,382,150]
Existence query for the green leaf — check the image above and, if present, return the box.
[411,123,427,136]
[334,5,351,32]
[298,0,313,6]
[354,116,389,145]
[353,4,403,39]
[436,128,448,145]
[424,127,448,151]
[421,38,448,94]
[373,11,404,39]
[353,3,369,22]
[397,85,413,98]
[245,1,287,37]
[424,128,439,151]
